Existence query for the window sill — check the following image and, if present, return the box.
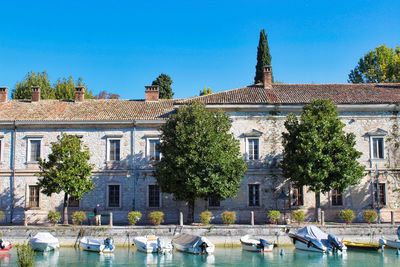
[26,161,39,164]
[26,207,41,210]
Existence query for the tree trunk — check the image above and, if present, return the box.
[63,193,69,225]
[187,199,195,224]
[315,191,321,222]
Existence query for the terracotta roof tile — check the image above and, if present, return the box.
[1,83,400,122]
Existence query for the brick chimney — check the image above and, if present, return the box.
[75,86,85,102]
[0,87,8,102]
[145,85,159,101]
[31,86,40,102]
[263,66,272,89]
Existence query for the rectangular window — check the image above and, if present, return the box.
[248,184,260,206]
[148,139,161,161]
[29,185,40,208]
[372,137,384,159]
[331,189,343,206]
[374,183,386,206]
[292,185,304,206]
[108,185,120,208]
[208,196,220,207]
[148,185,160,207]
[29,140,41,162]
[108,139,121,161]
[247,139,259,160]
[68,196,80,207]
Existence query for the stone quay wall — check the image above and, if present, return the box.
[0,224,398,247]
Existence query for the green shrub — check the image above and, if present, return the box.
[148,211,164,226]
[0,210,5,222]
[338,209,355,224]
[127,211,142,225]
[363,209,378,224]
[72,211,87,225]
[292,210,305,224]
[221,211,236,224]
[200,210,213,225]
[47,211,61,225]
[17,243,35,267]
[267,210,281,224]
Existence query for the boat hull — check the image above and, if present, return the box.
[172,234,215,254]
[29,241,59,252]
[379,238,400,249]
[343,240,380,251]
[0,242,12,253]
[79,237,114,253]
[133,238,158,253]
[241,242,273,252]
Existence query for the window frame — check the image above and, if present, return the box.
[331,189,344,207]
[370,136,385,160]
[248,184,260,207]
[246,137,260,161]
[0,137,4,162]
[291,184,304,207]
[28,185,40,208]
[68,195,80,208]
[374,182,387,206]
[208,196,221,208]
[106,138,121,162]
[146,138,162,161]
[27,138,42,163]
[148,184,161,208]
[107,184,121,208]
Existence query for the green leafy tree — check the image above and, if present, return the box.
[154,102,247,223]
[152,73,174,99]
[254,29,272,84]
[199,87,213,96]
[54,76,95,100]
[37,135,94,224]
[95,90,120,99]
[281,100,364,219]
[12,71,55,99]
[348,44,400,83]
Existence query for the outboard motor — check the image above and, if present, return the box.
[259,239,269,250]
[104,237,114,250]
[199,242,208,254]
[397,226,400,240]
[328,234,343,251]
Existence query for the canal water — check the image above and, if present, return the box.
[0,247,399,266]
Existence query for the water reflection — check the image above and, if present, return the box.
[1,247,400,266]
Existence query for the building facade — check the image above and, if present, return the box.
[1,70,400,224]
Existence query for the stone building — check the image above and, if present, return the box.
[0,68,400,224]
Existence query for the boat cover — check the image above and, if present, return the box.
[32,232,59,243]
[296,226,328,241]
[173,234,201,247]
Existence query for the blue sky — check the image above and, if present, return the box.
[0,0,399,99]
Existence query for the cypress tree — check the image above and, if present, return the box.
[254,29,272,84]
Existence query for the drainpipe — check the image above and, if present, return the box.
[10,121,16,223]
[131,123,137,210]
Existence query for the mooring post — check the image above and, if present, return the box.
[179,212,183,226]
[391,211,395,225]
[251,211,254,226]
[321,210,325,226]
[109,212,113,227]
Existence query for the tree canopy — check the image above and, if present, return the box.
[152,73,174,99]
[348,44,400,83]
[154,102,247,222]
[254,29,272,84]
[37,134,94,224]
[11,71,114,100]
[12,71,55,99]
[281,100,364,215]
[199,86,212,96]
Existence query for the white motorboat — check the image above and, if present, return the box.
[79,237,115,253]
[240,234,274,252]
[287,226,346,253]
[379,226,400,250]
[172,233,215,254]
[29,232,60,252]
[133,235,172,254]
